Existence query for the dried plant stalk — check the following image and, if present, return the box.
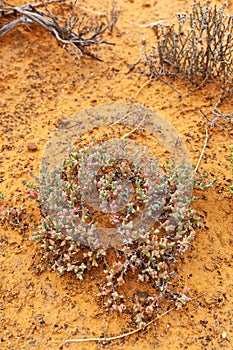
[141,1,233,100]
[0,0,118,61]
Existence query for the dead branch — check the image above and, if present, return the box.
[0,0,118,61]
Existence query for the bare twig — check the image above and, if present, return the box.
[194,125,209,174]
[0,0,65,17]
[121,114,147,139]
[109,107,148,127]
[65,307,175,343]
[135,79,152,96]
[65,292,205,344]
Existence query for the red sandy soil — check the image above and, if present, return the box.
[0,0,233,349]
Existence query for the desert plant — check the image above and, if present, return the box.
[23,102,203,326]
[25,136,200,327]
[141,1,233,100]
[0,0,117,61]
[0,204,30,233]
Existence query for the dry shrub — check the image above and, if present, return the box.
[141,1,233,100]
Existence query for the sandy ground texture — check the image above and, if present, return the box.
[0,0,233,349]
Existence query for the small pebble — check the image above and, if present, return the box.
[27,142,38,151]
[204,264,214,272]
[221,331,227,339]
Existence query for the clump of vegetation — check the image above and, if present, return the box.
[141,1,233,100]
[0,0,117,61]
[0,204,30,234]
[25,136,200,327]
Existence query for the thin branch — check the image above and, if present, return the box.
[109,109,140,127]
[135,79,152,96]
[121,114,147,139]
[0,0,65,16]
[65,292,205,344]
[194,125,209,174]
[65,307,175,343]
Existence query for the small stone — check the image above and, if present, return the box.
[27,142,38,151]
[221,331,227,339]
[204,264,214,272]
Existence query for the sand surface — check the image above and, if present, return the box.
[0,0,233,349]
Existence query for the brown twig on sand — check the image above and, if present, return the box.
[0,0,118,61]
